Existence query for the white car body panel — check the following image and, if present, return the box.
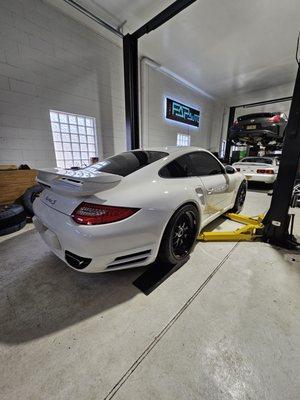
[232,157,278,183]
[33,147,244,273]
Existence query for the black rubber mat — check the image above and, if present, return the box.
[133,257,189,295]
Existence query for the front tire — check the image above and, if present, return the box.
[230,180,247,213]
[157,204,200,265]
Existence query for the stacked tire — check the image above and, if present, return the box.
[0,184,44,236]
[0,204,27,236]
[21,184,44,217]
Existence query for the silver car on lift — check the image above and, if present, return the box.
[230,112,288,145]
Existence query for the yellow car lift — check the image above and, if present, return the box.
[198,213,265,242]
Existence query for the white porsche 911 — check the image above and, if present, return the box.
[33,147,246,273]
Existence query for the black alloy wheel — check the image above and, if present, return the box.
[158,204,199,265]
[171,211,197,259]
[231,181,247,213]
[238,183,247,208]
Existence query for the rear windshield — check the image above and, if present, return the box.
[241,157,273,164]
[84,151,168,177]
[238,113,277,121]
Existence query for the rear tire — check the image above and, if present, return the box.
[157,204,200,265]
[230,180,247,213]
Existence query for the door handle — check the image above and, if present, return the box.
[207,185,228,195]
[195,187,205,205]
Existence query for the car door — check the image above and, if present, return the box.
[159,153,207,216]
[188,151,231,217]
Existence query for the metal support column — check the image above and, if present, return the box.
[123,0,198,150]
[263,65,300,248]
[224,106,235,163]
[123,34,140,150]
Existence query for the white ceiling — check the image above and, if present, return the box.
[53,0,300,100]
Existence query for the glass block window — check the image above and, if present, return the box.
[49,110,98,169]
[176,133,191,147]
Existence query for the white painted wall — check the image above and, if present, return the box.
[0,0,126,168]
[141,61,223,151]
[209,102,226,153]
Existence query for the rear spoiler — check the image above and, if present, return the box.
[234,162,274,167]
[37,168,123,196]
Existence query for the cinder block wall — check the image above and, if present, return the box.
[0,0,126,168]
[0,0,225,169]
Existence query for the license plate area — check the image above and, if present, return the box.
[245,175,252,180]
[43,229,62,251]
[33,217,62,251]
[246,125,257,130]
[32,216,46,233]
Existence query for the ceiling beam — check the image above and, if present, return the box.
[62,0,124,38]
[133,0,197,39]
[234,96,292,109]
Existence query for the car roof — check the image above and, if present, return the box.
[136,146,207,155]
[121,146,217,182]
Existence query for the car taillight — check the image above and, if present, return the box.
[72,202,140,225]
[268,115,281,123]
[233,120,239,126]
[235,167,240,172]
[256,169,274,174]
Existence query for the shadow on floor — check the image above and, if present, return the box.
[247,181,273,193]
[201,216,227,232]
[0,229,144,344]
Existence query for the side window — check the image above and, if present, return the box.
[159,154,193,178]
[188,152,224,176]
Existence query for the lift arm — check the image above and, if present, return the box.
[198,213,264,242]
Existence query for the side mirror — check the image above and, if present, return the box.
[225,165,236,174]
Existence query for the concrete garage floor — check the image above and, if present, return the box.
[1,188,300,400]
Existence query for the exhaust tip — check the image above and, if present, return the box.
[65,251,92,269]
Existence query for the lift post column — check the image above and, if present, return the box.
[225,106,235,163]
[123,33,140,150]
[263,64,300,247]
[122,0,198,151]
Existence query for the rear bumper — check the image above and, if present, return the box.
[33,198,170,273]
[242,173,276,183]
